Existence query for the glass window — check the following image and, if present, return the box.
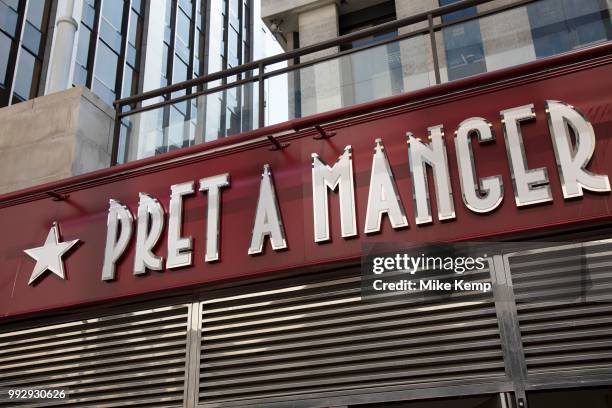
[229,0,239,29]
[228,27,239,66]
[128,9,139,45]
[440,0,487,81]
[0,0,50,106]
[22,21,42,54]
[0,0,19,36]
[527,0,612,58]
[177,9,190,43]
[26,0,46,29]
[73,63,87,86]
[76,26,90,67]
[0,30,11,86]
[132,0,141,13]
[92,77,115,106]
[81,0,96,28]
[164,0,172,43]
[94,41,118,90]
[173,56,188,86]
[122,65,133,97]
[100,18,123,52]
[13,49,36,99]
[102,0,124,29]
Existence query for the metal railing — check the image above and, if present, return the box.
[111,0,612,164]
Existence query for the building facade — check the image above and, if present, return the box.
[1,1,612,408]
[261,0,612,120]
[0,0,283,194]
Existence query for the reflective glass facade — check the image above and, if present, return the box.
[73,0,144,107]
[0,0,51,106]
[0,0,253,116]
[205,0,252,141]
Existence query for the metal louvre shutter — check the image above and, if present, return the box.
[508,240,612,375]
[0,304,190,407]
[198,266,505,406]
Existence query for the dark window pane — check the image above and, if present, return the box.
[14,49,38,99]
[527,0,612,58]
[0,31,11,85]
[0,0,19,36]
[94,42,118,90]
[22,22,42,55]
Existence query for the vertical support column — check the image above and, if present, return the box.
[45,0,83,94]
[110,104,121,165]
[258,61,265,128]
[428,13,441,85]
[184,299,203,408]
[491,254,529,408]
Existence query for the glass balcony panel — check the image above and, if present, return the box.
[265,33,433,125]
[120,80,258,162]
[116,0,612,164]
[438,0,612,82]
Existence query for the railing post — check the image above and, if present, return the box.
[110,104,122,166]
[258,62,265,128]
[428,13,442,85]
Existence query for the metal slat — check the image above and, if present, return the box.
[198,268,503,405]
[509,241,612,376]
[199,361,505,399]
[0,305,190,407]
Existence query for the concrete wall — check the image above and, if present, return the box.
[0,86,114,195]
[262,0,333,22]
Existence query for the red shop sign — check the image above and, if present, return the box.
[1,51,612,319]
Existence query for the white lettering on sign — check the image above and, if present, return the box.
[100,100,610,279]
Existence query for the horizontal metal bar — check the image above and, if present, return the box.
[198,362,505,395]
[114,0,497,107]
[202,338,502,369]
[200,350,504,383]
[117,75,261,118]
[203,304,496,335]
[259,25,432,82]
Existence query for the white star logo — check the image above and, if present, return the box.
[24,222,80,286]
